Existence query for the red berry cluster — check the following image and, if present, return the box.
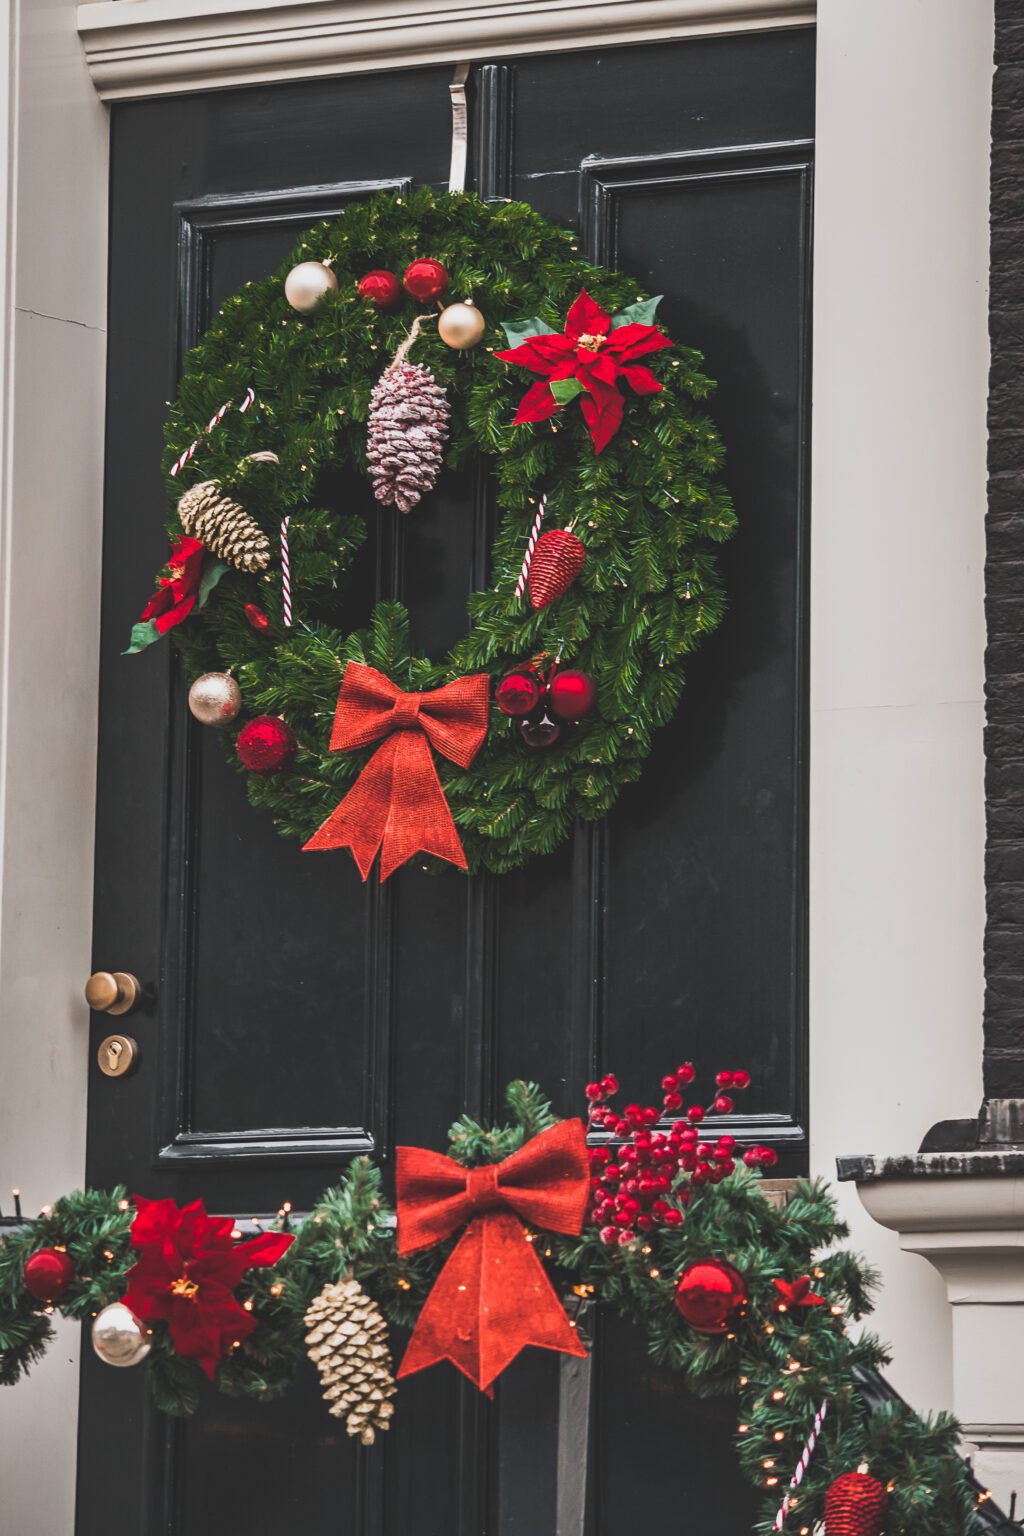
[584,1066,778,1248]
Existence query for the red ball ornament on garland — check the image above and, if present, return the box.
[403,258,449,303]
[548,668,597,721]
[358,269,403,310]
[236,715,297,775]
[496,669,542,718]
[24,1247,75,1303]
[520,710,562,750]
[673,1258,748,1334]
[824,1471,888,1536]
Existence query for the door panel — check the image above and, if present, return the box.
[81,32,813,1535]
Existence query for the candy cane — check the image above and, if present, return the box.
[773,1399,828,1530]
[514,496,546,599]
[280,516,293,628]
[169,387,256,477]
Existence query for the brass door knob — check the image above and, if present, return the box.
[85,970,140,1016]
[97,1034,138,1078]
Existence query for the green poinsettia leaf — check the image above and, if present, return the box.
[198,558,228,608]
[123,620,161,656]
[500,316,558,348]
[612,295,663,328]
[549,378,586,405]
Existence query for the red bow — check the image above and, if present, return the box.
[395,1120,590,1392]
[303,662,490,881]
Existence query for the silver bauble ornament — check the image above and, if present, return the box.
[92,1303,151,1368]
[188,671,242,728]
[284,260,338,314]
[437,301,486,350]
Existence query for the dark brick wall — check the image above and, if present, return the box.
[987,2,1024,1097]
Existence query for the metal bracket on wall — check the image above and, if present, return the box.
[449,61,471,192]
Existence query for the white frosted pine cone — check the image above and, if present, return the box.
[366,361,450,514]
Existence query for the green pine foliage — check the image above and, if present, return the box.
[0,1095,986,1529]
[159,187,735,873]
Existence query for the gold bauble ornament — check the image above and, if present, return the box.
[188,672,242,728]
[92,1303,151,1368]
[437,301,486,350]
[284,260,338,314]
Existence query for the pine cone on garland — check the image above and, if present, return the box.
[366,319,450,513]
[824,1471,889,1536]
[304,1276,396,1444]
[177,481,271,573]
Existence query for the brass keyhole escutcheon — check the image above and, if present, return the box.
[97,1034,138,1078]
[85,970,140,1016]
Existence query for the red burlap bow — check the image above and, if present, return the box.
[396,1120,590,1392]
[303,661,490,881]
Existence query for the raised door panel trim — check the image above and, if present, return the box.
[158,178,406,1169]
[77,0,815,101]
[581,140,814,1154]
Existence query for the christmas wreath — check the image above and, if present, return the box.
[0,1065,993,1533]
[131,187,734,878]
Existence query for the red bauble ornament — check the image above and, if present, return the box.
[673,1258,747,1334]
[824,1472,888,1536]
[528,529,586,610]
[358,269,403,310]
[243,603,272,634]
[520,710,562,750]
[403,258,449,303]
[496,669,542,717]
[24,1247,75,1303]
[549,669,597,720]
[236,715,297,775]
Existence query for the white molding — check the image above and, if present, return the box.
[76,0,815,101]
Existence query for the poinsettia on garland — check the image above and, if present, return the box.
[0,1068,993,1531]
[122,1196,293,1379]
[495,289,673,452]
[124,534,226,655]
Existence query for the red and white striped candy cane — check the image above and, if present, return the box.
[773,1398,828,1530]
[514,495,546,599]
[280,516,293,628]
[170,386,256,477]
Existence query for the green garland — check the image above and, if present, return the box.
[155,187,735,874]
[0,1080,985,1533]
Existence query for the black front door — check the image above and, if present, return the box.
[82,32,814,1535]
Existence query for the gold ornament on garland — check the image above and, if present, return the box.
[304,1276,397,1444]
[187,671,242,728]
[437,300,486,350]
[92,1302,151,1368]
[177,481,271,573]
[284,259,338,314]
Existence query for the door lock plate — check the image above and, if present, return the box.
[97,1033,138,1078]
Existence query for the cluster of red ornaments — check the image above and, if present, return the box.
[497,662,596,750]
[357,259,449,310]
[583,1065,777,1250]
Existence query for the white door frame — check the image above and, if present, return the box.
[0,2,992,1528]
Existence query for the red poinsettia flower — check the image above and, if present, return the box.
[125,534,227,655]
[494,290,672,454]
[122,1196,293,1379]
[773,1274,826,1311]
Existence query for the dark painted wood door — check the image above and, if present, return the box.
[81,32,814,1536]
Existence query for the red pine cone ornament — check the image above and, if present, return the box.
[236,715,297,775]
[824,1471,889,1536]
[528,529,586,609]
[367,359,450,514]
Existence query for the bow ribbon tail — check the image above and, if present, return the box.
[396,1210,587,1394]
[303,731,468,880]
